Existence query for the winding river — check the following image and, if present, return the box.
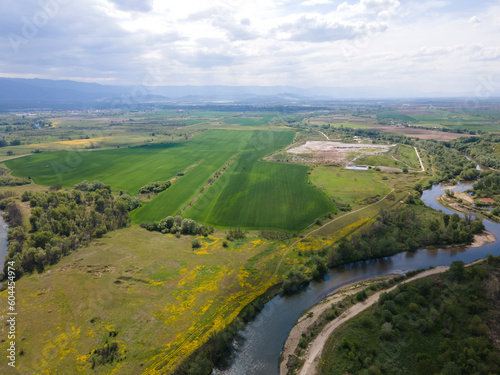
[213,182,500,375]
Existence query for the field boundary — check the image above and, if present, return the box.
[179,154,238,215]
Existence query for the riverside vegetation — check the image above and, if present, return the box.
[320,256,500,375]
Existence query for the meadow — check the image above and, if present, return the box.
[0,226,286,374]
[309,167,391,210]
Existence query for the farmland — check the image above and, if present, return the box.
[6,128,334,231]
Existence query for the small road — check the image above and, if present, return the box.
[414,146,425,172]
[318,130,330,140]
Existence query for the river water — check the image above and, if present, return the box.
[213,182,500,375]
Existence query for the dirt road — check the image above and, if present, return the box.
[414,146,425,172]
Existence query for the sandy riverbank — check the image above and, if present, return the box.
[471,231,496,247]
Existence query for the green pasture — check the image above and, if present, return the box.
[310,166,391,210]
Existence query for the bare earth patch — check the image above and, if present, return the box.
[470,231,496,248]
[287,141,394,164]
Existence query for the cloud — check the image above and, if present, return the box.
[186,7,260,41]
[301,0,331,6]
[0,0,498,94]
[108,0,153,13]
[275,16,387,43]
[468,15,481,24]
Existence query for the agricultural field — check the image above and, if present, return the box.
[223,113,275,126]
[376,108,500,133]
[376,110,416,122]
[6,128,334,231]
[187,161,335,231]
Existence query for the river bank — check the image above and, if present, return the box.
[296,265,452,375]
[280,274,399,374]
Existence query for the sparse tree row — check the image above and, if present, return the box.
[0,181,140,280]
[140,216,214,237]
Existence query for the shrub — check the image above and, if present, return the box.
[191,239,201,249]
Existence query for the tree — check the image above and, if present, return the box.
[449,261,465,282]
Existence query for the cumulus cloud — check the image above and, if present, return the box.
[187,7,260,41]
[0,0,498,93]
[108,0,153,13]
[275,15,389,43]
[301,0,332,6]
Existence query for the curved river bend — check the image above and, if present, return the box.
[213,183,500,375]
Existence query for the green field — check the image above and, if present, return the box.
[187,161,335,231]
[140,130,336,231]
[310,167,391,209]
[397,144,421,169]
[0,226,284,374]
[7,129,334,231]
[5,131,250,194]
[376,111,416,122]
[355,155,404,169]
[223,114,275,126]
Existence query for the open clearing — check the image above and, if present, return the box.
[310,167,391,210]
[287,141,394,164]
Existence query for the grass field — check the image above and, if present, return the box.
[354,154,404,169]
[223,114,275,126]
[5,130,252,194]
[397,144,421,169]
[309,167,391,210]
[184,131,336,231]
[0,226,286,374]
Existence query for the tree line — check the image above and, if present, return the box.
[1,181,139,280]
[328,206,484,267]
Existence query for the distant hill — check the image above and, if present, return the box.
[0,77,439,110]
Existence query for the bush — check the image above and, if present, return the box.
[191,239,201,249]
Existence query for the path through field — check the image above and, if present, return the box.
[415,146,425,172]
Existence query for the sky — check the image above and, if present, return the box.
[1,0,499,96]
